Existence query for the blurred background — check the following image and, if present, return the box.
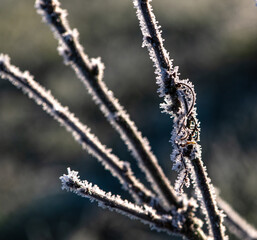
[0,0,257,239]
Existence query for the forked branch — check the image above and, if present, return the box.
[1,1,257,239]
[35,0,180,209]
[0,53,208,240]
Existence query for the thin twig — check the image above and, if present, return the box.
[0,54,155,206]
[34,0,180,209]
[189,155,226,239]
[60,168,207,240]
[132,0,226,238]
[217,197,257,240]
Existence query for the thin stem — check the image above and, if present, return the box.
[133,0,180,111]
[35,0,181,209]
[0,54,155,206]
[190,156,225,239]
[133,0,226,238]
[217,197,257,240]
[60,168,207,240]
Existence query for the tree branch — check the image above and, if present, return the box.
[0,50,208,240]
[60,168,207,240]
[132,0,226,238]
[34,0,180,209]
[0,54,156,207]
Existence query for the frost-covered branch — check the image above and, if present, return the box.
[2,1,255,239]
[34,0,180,209]
[0,54,156,206]
[217,197,257,240]
[0,46,208,240]
[60,168,207,240]
[132,0,226,239]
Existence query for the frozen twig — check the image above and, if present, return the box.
[60,168,178,236]
[0,51,208,240]
[2,1,255,239]
[34,0,180,209]
[60,168,207,240]
[132,0,226,238]
[217,197,257,240]
[0,54,156,206]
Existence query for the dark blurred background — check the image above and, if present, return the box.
[0,0,257,239]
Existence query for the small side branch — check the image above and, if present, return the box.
[35,0,180,209]
[217,197,257,240]
[0,54,155,206]
[60,168,207,240]
[60,168,178,236]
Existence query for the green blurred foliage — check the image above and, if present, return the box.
[0,0,257,239]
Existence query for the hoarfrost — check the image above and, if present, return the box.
[60,168,178,236]
[36,0,177,209]
[133,0,226,237]
[0,54,154,205]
